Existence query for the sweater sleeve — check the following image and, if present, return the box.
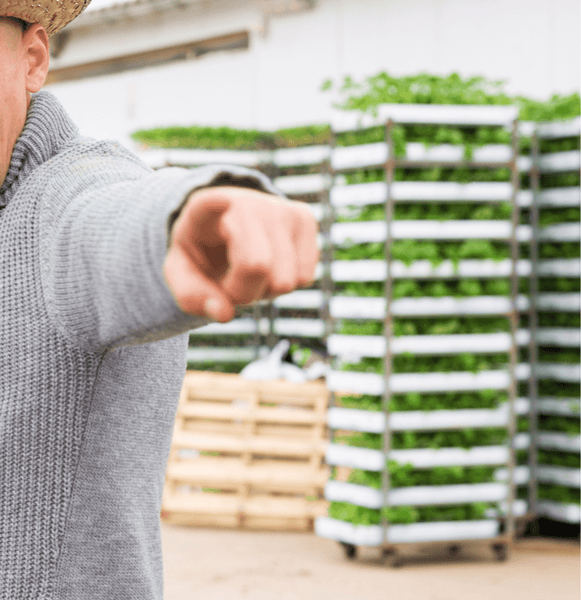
[38,141,281,353]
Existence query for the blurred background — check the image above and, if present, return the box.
[44,1,580,597]
[46,0,580,148]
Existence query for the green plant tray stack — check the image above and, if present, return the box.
[522,116,581,527]
[315,103,525,550]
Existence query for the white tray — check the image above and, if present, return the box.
[273,173,331,194]
[535,187,580,207]
[327,369,518,395]
[538,150,581,173]
[537,432,581,453]
[273,289,324,309]
[536,501,581,523]
[273,145,330,167]
[191,318,264,336]
[328,331,528,358]
[331,104,518,131]
[324,480,508,509]
[272,318,324,338]
[331,259,526,281]
[537,259,581,278]
[330,181,513,207]
[325,444,509,470]
[536,293,581,312]
[537,466,581,488]
[136,148,266,169]
[537,116,581,139]
[535,363,580,382]
[485,500,528,518]
[331,143,517,171]
[535,397,580,417]
[327,293,577,317]
[330,295,527,319]
[539,222,581,242]
[316,516,500,546]
[535,328,581,347]
[329,258,577,281]
[328,405,512,434]
[331,220,531,244]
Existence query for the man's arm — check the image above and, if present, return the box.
[39,147,318,352]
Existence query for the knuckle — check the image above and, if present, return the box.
[271,278,296,295]
[237,257,271,276]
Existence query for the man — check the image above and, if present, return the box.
[0,3,318,599]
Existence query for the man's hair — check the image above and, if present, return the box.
[2,17,31,32]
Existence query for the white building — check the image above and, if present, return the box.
[46,0,580,149]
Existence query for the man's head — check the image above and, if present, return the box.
[0,18,50,187]
[0,1,91,187]
[0,1,92,37]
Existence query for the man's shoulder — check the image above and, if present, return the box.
[55,135,153,178]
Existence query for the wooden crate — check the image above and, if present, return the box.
[161,371,330,531]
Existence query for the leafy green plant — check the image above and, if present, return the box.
[336,390,506,412]
[537,380,580,398]
[132,125,272,150]
[274,124,331,147]
[538,484,581,505]
[328,501,495,525]
[347,463,497,488]
[539,415,581,435]
[538,450,581,469]
[338,427,507,450]
[323,71,580,122]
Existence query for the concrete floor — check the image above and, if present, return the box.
[161,523,580,600]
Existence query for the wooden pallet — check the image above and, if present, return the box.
[162,371,330,531]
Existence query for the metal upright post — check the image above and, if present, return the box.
[322,135,337,417]
[252,304,262,360]
[505,117,521,541]
[381,119,396,547]
[527,130,541,527]
[321,140,335,344]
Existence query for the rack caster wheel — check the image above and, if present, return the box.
[492,543,508,562]
[448,544,461,557]
[389,552,405,568]
[341,542,357,560]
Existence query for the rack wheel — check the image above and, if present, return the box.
[341,542,357,560]
[389,552,405,568]
[492,543,508,562]
[448,544,461,557]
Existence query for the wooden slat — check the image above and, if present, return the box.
[166,459,329,491]
[177,402,327,425]
[163,491,328,519]
[180,420,319,439]
[173,430,328,458]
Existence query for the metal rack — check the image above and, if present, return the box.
[525,117,581,528]
[316,104,523,564]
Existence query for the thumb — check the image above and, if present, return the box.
[163,243,235,322]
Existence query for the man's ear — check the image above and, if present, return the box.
[22,24,50,94]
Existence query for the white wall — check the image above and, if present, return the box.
[46,0,581,150]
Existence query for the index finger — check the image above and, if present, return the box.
[291,202,320,287]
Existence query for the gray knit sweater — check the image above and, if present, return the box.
[0,91,278,599]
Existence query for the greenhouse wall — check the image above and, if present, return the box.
[45,0,580,150]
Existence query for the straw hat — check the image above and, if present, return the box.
[1,1,92,36]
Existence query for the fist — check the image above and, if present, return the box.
[163,186,319,322]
